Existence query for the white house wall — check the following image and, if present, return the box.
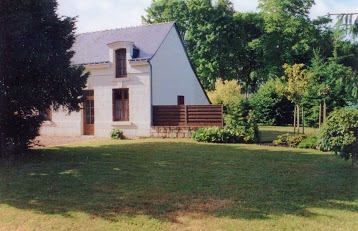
[150,27,209,105]
[41,57,152,138]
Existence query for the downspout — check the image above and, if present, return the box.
[149,60,153,127]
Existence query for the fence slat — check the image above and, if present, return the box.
[153,105,223,127]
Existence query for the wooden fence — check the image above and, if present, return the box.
[153,105,223,127]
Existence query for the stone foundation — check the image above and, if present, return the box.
[150,126,198,138]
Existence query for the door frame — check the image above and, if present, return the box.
[83,90,95,135]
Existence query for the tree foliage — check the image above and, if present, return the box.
[207,78,242,106]
[250,79,293,125]
[0,0,88,157]
[319,108,358,165]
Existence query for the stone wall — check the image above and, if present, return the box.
[150,126,198,138]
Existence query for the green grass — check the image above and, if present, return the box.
[260,125,316,142]
[0,139,357,230]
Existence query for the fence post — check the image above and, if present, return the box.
[221,105,224,127]
[185,105,188,127]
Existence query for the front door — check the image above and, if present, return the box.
[83,90,94,135]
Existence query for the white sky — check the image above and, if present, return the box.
[57,0,358,33]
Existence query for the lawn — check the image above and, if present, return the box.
[0,139,357,230]
[260,125,316,142]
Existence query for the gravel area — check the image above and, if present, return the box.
[32,136,96,148]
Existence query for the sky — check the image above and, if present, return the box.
[57,0,358,33]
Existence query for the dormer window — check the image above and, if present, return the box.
[116,48,127,78]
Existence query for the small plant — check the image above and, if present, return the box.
[191,127,245,143]
[272,133,306,147]
[289,134,306,148]
[298,132,319,149]
[110,129,124,140]
[272,133,290,146]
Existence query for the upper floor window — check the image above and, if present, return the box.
[116,49,127,78]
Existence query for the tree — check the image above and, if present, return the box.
[0,0,88,158]
[277,63,313,134]
[234,12,265,97]
[142,0,189,38]
[207,78,242,106]
[257,0,330,79]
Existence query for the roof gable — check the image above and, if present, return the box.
[71,22,175,65]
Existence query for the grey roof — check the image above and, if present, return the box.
[71,22,175,65]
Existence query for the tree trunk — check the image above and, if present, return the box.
[323,99,327,123]
[293,104,296,135]
[297,105,300,134]
[302,106,304,134]
[319,103,322,129]
[0,17,6,159]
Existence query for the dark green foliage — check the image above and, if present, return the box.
[250,79,293,125]
[225,100,260,143]
[0,0,89,158]
[319,108,358,164]
[233,12,265,95]
[297,132,319,149]
[110,129,124,140]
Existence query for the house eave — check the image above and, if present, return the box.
[73,61,110,69]
[128,58,150,66]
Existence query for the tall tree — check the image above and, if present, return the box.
[234,12,265,96]
[257,0,326,78]
[0,0,88,158]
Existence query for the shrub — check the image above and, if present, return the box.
[272,133,290,146]
[289,134,307,148]
[272,133,306,147]
[319,108,358,165]
[225,100,260,143]
[297,132,319,149]
[191,127,243,143]
[250,79,293,125]
[110,129,124,140]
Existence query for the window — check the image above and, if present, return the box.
[177,95,185,105]
[116,49,127,78]
[113,89,129,121]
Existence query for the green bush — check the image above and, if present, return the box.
[289,134,307,148]
[110,129,124,140]
[319,108,358,164]
[225,100,260,143]
[191,127,243,143]
[191,125,261,144]
[272,133,290,146]
[297,132,319,149]
[250,79,293,125]
[272,133,306,148]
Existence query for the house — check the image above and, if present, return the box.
[40,22,212,138]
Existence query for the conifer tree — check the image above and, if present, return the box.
[0,0,89,158]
